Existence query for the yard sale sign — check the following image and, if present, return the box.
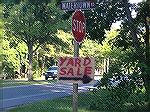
[57,57,95,84]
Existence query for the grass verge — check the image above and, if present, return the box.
[6,89,149,112]
[7,92,100,112]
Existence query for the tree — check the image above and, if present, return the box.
[4,1,70,80]
[80,39,102,69]
[2,39,20,78]
[121,0,150,108]
[99,0,149,108]
[89,0,150,108]
[58,0,125,42]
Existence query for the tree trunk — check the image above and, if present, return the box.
[104,59,106,73]
[28,42,33,81]
[122,0,143,55]
[41,56,45,75]
[122,0,150,108]
[144,16,150,109]
[19,52,22,75]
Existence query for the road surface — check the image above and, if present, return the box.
[0,82,94,111]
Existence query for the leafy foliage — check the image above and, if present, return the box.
[3,1,70,80]
[2,40,19,77]
[91,46,148,111]
[58,0,126,43]
[85,0,125,43]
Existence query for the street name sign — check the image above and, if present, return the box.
[57,57,95,84]
[61,1,96,11]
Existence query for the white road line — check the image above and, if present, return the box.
[0,84,43,89]
[0,87,88,102]
[1,91,70,102]
[0,82,71,89]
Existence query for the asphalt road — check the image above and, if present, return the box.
[0,81,94,111]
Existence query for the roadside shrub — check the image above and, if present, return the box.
[90,88,146,111]
[2,62,16,79]
[90,89,123,111]
[90,72,146,111]
[127,92,147,107]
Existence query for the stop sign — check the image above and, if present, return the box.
[72,10,86,43]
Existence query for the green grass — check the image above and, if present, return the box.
[6,89,149,112]
[7,92,102,112]
[0,79,57,87]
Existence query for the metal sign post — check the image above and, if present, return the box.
[73,40,79,112]
[72,9,84,112]
[72,9,85,112]
[73,83,78,112]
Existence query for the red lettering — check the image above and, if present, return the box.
[67,68,74,76]
[84,67,92,75]
[66,58,74,66]
[60,67,67,75]
[77,67,82,75]
[83,58,91,66]
[75,58,81,67]
[59,57,67,66]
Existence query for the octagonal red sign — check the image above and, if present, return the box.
[72,10,86,43]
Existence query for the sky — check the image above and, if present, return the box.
[129,0,144,3]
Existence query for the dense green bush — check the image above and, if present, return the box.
[2,62,16,79]
[90,87,147,111]
[90,89,123,111]
[90,57,147,111]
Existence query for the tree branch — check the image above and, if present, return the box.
[122,0,145,61]
[144,16,150,66]
[32,44,41,53]
[12,32,28,44]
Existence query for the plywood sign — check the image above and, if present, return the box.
[57,57,95,84]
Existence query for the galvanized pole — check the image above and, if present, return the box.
[73,40,79,112]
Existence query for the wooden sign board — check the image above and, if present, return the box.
[57,57,95,84]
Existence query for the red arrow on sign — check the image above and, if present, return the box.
[72,10,86,43]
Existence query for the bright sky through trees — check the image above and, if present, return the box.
[129,0,143,3]
[112,0,143,29]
